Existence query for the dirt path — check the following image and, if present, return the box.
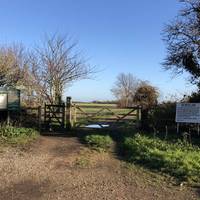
[0,136,199,200]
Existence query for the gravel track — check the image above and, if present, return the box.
[0,136,199,200]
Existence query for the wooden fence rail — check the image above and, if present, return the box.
[20,97,142,131]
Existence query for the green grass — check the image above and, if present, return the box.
[122,133,200,184]
[0,125,39,145]
[85,134,113,151]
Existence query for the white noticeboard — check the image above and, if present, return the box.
[176,103,200,123]
[0,94,7,110]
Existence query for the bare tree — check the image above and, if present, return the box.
[111,73,140,107]
[0,44,37,106]
[0,44,28,87]
[163,0,200,88]
[30,34,95,104]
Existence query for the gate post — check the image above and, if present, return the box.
[66,97,73,129]
[62,103,65,130]
[136,106,142,129]
[38,106,42,133]
[44,104,47,130]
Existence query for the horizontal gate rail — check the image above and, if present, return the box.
[71,103,141,128]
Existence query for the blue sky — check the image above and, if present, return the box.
[0,0,196,101]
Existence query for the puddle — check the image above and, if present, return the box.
[85,124,109,129]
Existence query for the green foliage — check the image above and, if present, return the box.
[149,102,176,129]
[0,125,38,144]
[122,134,200,183]
[85,134,113,151]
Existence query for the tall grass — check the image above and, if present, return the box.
[122,134,200,183]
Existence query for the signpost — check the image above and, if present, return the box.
[176,103,200,134]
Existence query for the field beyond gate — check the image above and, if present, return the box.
[70,102,141,128]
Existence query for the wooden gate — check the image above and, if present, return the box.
[69,103,141,128]
[44,103,65,132]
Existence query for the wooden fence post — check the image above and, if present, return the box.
[44,104,47,130]
[73,105,77,125]
[38,106,41,133]
[7,110,10,125]
[136,106,141,128]
[66,97,72,129]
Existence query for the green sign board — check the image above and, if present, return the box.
[7,89,20,111]
[0,87,20,111]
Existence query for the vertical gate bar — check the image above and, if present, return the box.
[74,105,77,125]
[136,106,141,128]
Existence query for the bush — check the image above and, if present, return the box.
[122,134,200,183]
[188,91,200,103]
[149,102,176,130]
[0,125,38,144]
[85,134,113,151]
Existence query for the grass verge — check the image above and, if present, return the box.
[122,133,200,184]
[0,125,39,145]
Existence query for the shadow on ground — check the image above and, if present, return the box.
[0,179,51,200]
